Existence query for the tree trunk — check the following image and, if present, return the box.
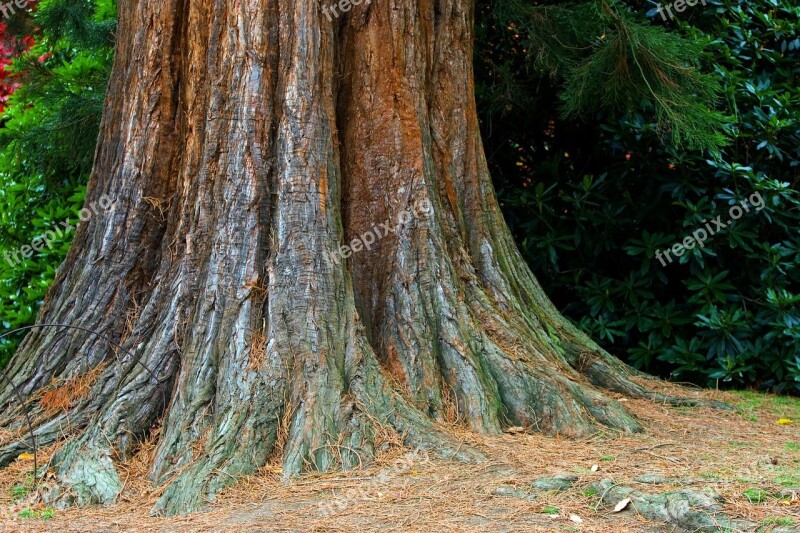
[0,0,721,516]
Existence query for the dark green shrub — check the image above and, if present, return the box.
[477,0,800,392]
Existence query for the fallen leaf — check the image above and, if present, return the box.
[591,464,599,472]
[17,453,34,461]
[613,497,631,512]
[569,514,583,523]
[776,418,793,425]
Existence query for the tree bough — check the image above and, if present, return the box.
[0,0,725,516]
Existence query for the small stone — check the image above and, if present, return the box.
[491,485,536,501]
[491,485,526,498]
[531,474,579,491]
[635,473,667,484]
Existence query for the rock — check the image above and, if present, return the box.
[491,485,536,501]
[531,474,579,491]
[635,473,667,484]
[491,486,526,497]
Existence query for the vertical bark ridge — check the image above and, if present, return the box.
[423,0,714,415]
[271,0,379,479]
[339,0,504,433]
[149,0,285,513]
[0,0,182,408]
[337,0,641,435]
[0,0,186,466]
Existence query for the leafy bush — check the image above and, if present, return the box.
[478,0,800,392]
[0,0,116,367]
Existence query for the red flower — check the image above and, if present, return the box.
[0,20,36,114]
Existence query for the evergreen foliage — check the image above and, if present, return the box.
[478,0,800,392]
[0,0,116,367]
[485,0,730,150]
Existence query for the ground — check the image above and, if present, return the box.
[1,381,799,532]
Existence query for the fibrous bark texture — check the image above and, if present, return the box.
[0,0,721,516]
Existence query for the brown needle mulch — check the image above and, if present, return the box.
[1,383,798,532]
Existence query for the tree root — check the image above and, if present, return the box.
[589,478,789,532]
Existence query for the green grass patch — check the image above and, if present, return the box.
[10,484,28,500]
[731,391,800,424]
[541,506,560,515]
[743,488,768,503]
[699,470,723,481]
[599,455,615,461]
[775,472,800,487]
[761,516,795,527]
[18,507,55,520]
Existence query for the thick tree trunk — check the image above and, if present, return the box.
[0,0,722,516]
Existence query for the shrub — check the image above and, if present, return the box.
[0,0,116,367]
[477,0,800,392]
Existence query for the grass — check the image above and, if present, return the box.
[600,455,615,461]
[775,469,800,487]
[18,507,55,520]
[10,483,28,500]
[9,473,34,501]
[761,516,795,528]
[731,391,800,423]
[541,505,560,515]
[699,470,723,481]
[785,443,800,452]
[743,488,768,503]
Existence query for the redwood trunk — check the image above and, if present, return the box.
[0,0,717,516]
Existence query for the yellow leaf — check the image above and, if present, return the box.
[17,453,35,461]
[777,418,794,425]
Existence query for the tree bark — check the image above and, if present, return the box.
[0,0,722,516]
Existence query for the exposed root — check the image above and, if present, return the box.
[350,344,486,465]
[49,438,124,507]
[579,357,734,411]
[589,478,791,532]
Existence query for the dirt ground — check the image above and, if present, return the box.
[1,381,799,532]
